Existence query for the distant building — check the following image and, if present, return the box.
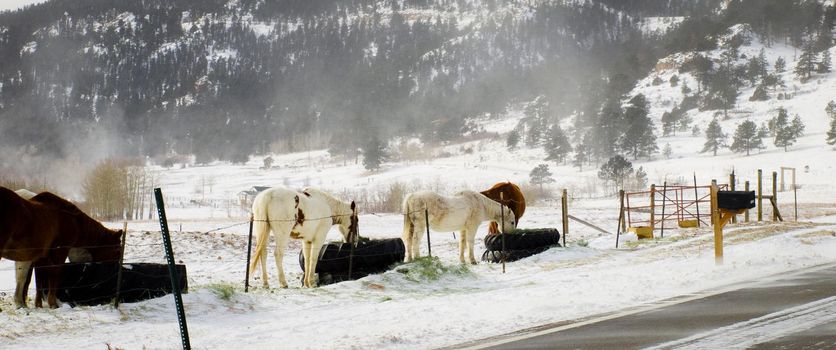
[238,186,271,208]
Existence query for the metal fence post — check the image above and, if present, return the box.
[155,188,191,350]
[500,193,506,274]
[113,223,127,308]
[245,215,253,293]
[425,209,432,258]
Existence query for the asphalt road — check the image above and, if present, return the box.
[453,263,836,350]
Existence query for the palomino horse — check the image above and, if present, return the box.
[480,182,526,235]
[249,187,356,288]
[402,190,516,264]
[0,187,122,308]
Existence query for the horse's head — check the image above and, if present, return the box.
[87,228,123,262]
[494,205,517,233]
[337,201,358,244]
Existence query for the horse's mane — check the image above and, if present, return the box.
[480,182,525,218]
[302,188,351,213]
[31,192,83,216]
[31,192,117,237]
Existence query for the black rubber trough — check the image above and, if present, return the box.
[299,238,404,285]
[482,228,561,263]
[37,262,188,307]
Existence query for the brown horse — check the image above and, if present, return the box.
[0,188,122,308]
[480,182,526,234]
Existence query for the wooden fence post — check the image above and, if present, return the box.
[649,184,656,231]
[794,184,798,222]
[561,189,568,247]
[757,169,763,222]
[744,181,750,223]
[660,182,667,238]
[616,189,624,248]
[729,172,736,224]
[772,171,778,222]
[710,183,723,265]
[113,222,127,308]
[710,180,717,225]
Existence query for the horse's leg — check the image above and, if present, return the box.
[47,266,60,308]
[302,240,314,287]
[273,233,289,288]
[412,219,424,261]
[458,229,467,264]
[306,238,325,288]
[466,224,479,265]
[34,264,46,308]
[14,261,33,308]
[402,216,413,262]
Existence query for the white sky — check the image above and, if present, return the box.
[0,0,50,12]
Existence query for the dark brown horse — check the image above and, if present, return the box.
[0,187,122,308]
[480,182,526,235]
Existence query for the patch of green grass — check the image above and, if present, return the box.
[397,256,472,282]
[380,296,393,302]
[576,239,589,247]
[206,283,236,301]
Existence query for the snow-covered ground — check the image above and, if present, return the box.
[2,19,836,350]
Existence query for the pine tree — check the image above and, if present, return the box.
[362,135,387,171]
[701,118,727,156]
[506,129,520,150]
[524,96,549,147]
[730,120,763,156]
[573,132,591,171]
[544,124,572,165]
[591,99,623,161]
[598,155,634,192]
[826,100,836,145]
[818,49,832,74]
[774,57,786,73]
[746,49,768,87]
[663,143,672,159]
[619,94,657,159]
[795,42,817,82]
[661,111,676,136]
[772,108,804,151]
[529,164,555,192]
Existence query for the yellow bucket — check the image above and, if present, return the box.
[678,219,699,228]
[629,226,654,239]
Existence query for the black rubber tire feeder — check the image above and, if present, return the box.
[299,238,405,285]
[483,228,561,251]
[39,262,188,307]
[481,246,554,263]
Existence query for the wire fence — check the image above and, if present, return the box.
[1,199,513,298]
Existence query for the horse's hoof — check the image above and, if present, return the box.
[470,261,477,265]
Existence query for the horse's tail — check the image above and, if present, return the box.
[402,194,414,245]
[249,192,272,279]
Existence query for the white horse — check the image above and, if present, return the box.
[402,190,516,264]
[249,187,356,288]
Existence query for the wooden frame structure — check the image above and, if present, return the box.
[624,184,729,234]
